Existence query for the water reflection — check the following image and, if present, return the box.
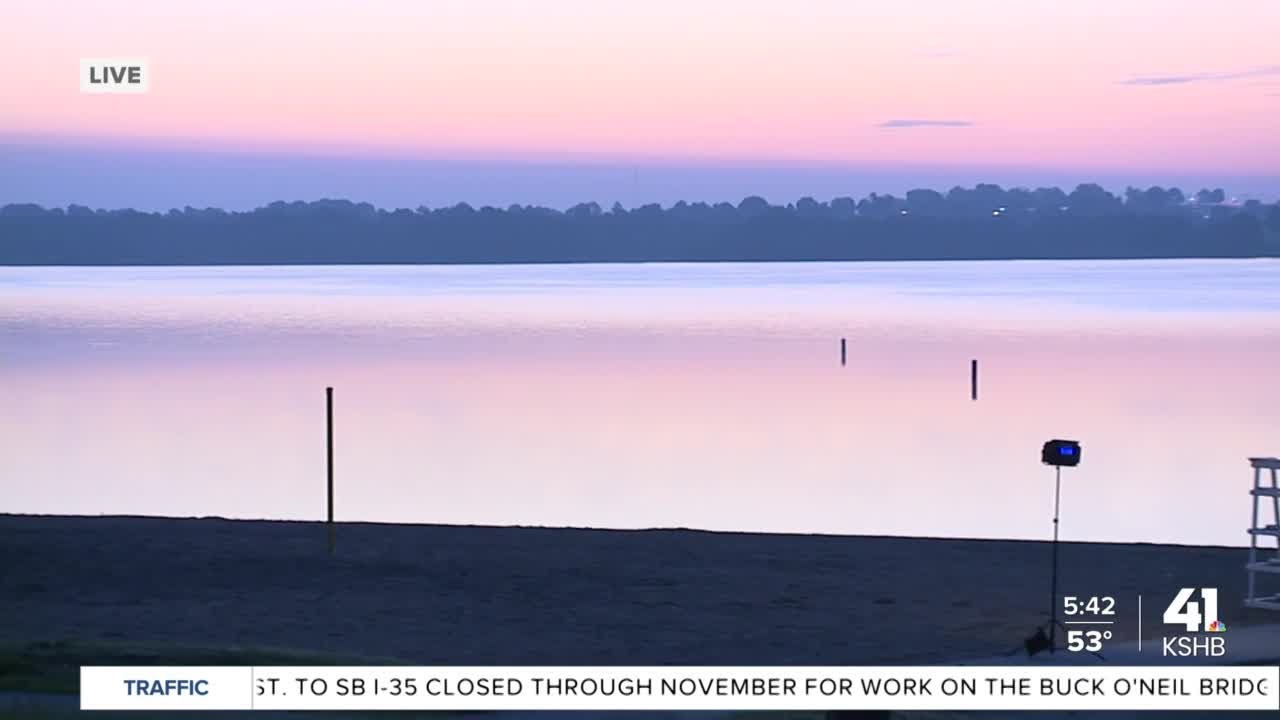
[2,260,1277,545]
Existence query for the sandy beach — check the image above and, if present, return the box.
[4,514,1277,667]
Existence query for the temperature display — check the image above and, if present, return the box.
[1062,595,1117,654]
[1067,628,1112,652]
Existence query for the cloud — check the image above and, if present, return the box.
[1120,65,1280,86]
[877,119,974,128]
[1122,76,1199,86]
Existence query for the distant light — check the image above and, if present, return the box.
[992,210,1001,216]
[900,209,909,215]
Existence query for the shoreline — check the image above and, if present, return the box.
[0,511,1254,551]
[3,255,1279,270]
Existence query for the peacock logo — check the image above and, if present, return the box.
[1206,619,1227,633]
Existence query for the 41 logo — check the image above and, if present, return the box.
[1163,588,1227,632]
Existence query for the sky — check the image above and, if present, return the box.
[3,0,1279,209]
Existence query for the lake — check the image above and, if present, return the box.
[2,259,1278,546]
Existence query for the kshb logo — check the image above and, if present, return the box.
[1161,587,1226,657]
[80,58,149,93]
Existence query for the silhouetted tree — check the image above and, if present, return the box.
[1125,186,1185,213]
[1032,187,1069,212]
[1195,188,1226,205]
[567,202,602,218]
[829,197,856,219]
[857,193,903,219]
[1,184,1273,266]
[737,196,770,219]
[1067,183,1122,215]
[905,189,945,215]
[795,196,824,218]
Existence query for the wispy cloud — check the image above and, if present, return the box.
[877,119,974,129]
[1120,65,1280,86]
[918,49,962,60]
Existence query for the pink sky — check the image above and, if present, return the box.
[4,0,1279,173]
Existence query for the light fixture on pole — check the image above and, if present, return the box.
[1024,439,1082,657]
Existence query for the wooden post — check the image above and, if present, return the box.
[970,359,978,400]
[326,386,335,554]
[840,338,847,366]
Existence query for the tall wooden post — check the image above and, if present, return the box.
[326,386,335,554]
[970,359,978,401]
[840,338,847,366]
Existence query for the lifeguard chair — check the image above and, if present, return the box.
[1245,457,1280,610]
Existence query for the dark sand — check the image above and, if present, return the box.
[2,515,1275,665]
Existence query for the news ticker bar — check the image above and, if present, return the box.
[81,665,1278,712]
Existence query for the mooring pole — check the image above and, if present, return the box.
[840,338,847,366]
[326,386,335,554]
[970,359,978,400]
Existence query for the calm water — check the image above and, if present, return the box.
[3,260,1278,546]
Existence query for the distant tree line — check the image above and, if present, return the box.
[2,183,1278,265]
